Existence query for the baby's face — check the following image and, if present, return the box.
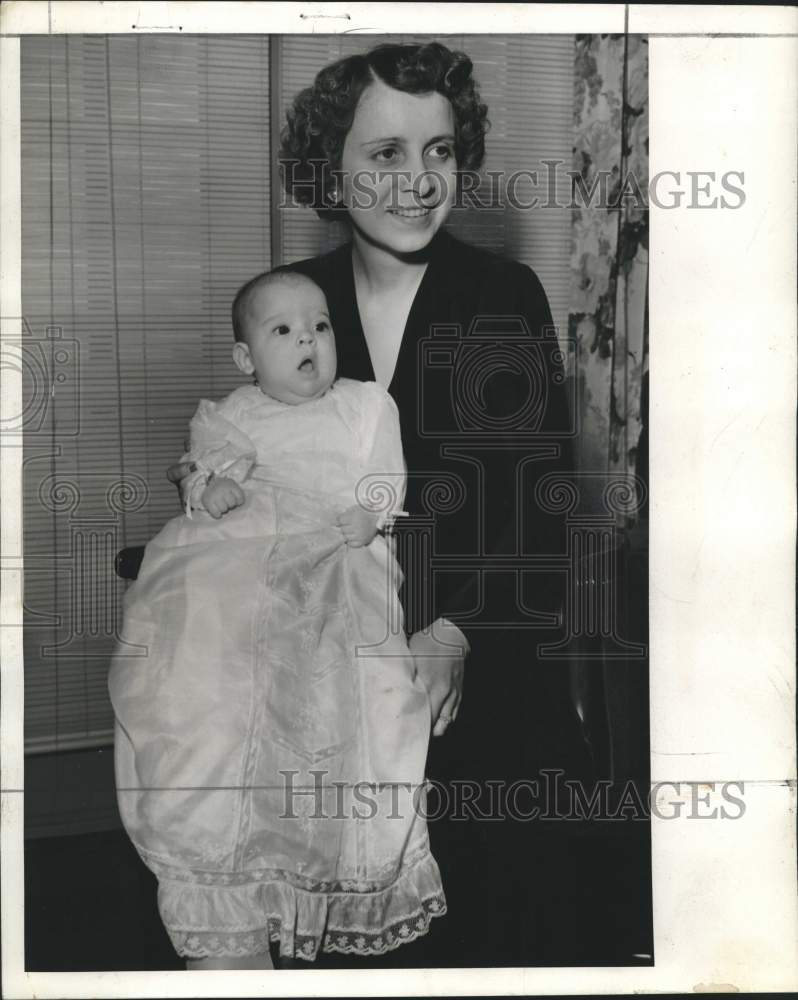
[234,277,337,405]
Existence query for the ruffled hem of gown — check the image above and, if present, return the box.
[157,847,446,961]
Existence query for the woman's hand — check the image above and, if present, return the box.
[201,476,245,519]
[336,505,379,547]
[167,460,196,506]
[409,620,467,736]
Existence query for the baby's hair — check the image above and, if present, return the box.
[231,269,320,343]
[280,41,489,219]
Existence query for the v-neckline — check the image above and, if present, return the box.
[343,237,440,397]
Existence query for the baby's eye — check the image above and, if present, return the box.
[274,324,290,336]
[315,321,330,333]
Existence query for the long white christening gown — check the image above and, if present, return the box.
[108,379,445,961]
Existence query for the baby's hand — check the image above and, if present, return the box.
[336,505,380,547]
[200,476,245,519]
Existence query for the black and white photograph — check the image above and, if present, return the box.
[1,2,795,997]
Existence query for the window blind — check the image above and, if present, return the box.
[501,35,574,347]
[21,35,272,751]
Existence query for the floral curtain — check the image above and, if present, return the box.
[570,34,649,516]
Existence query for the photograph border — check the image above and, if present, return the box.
[2,3,796,997]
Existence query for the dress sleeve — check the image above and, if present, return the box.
[430,262,573,632]
[357,384,407,531]
[181,397,258,515]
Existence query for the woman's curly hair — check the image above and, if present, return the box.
[280,42,489,219]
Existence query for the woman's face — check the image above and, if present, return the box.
[338,78,457,256]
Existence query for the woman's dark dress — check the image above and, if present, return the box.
[284,228,589,965]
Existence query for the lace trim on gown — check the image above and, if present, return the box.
[159,847,446,960]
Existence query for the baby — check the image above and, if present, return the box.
[193,271,380,549]
[109,270,446,970]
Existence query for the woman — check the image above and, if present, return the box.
[171,40,587,966]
